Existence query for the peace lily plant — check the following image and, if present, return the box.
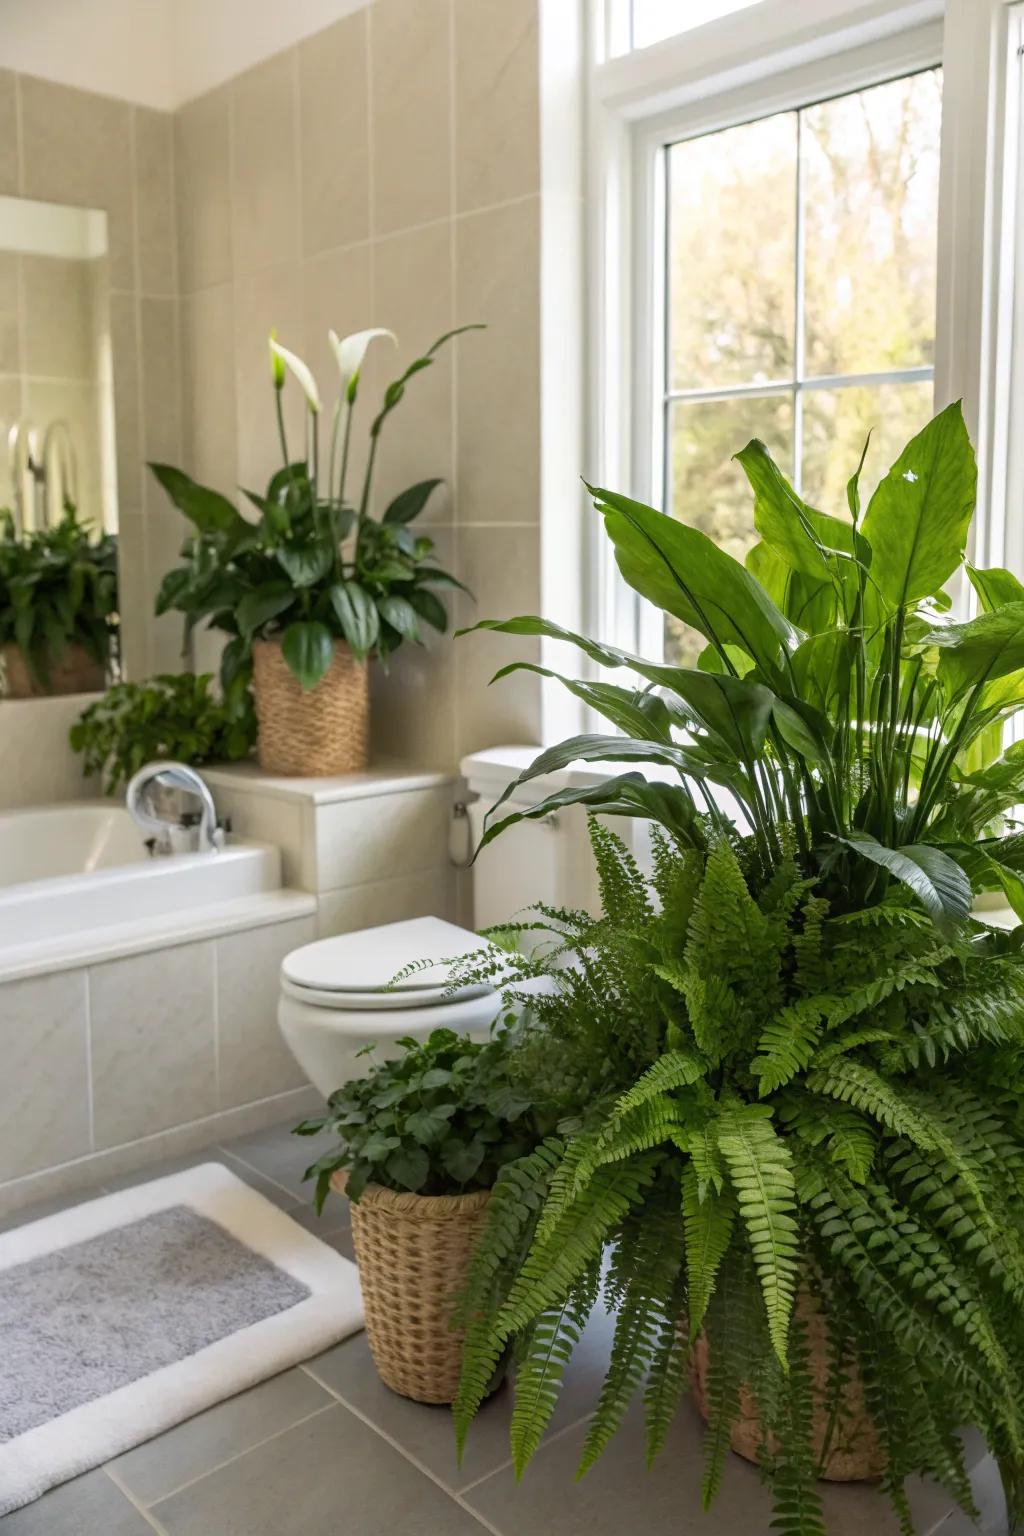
[149,322,479,773]
[438,403,1024,1535]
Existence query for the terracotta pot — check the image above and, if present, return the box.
[251,636,369,776]
[2,642,105,698]
[332,1170,490,1404]
[690,1291,883,1482]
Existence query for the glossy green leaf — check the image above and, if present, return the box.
[328,581,379,659]
[966,564,1024,614]
[735,438,857,579]
[383,479,444,525]
[926,603,1024,700]
[281,620,334,690]
[236,582,294,638]
[378,594,421,641]
[837,833,973,932]
[149,463,249,538]
[275,542,335,588]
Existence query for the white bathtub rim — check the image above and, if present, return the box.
[0,888,317,985]
[0,837,267,904]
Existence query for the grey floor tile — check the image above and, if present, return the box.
[110,1368,333,1506]
[306,1303,615,1492]
[219,1118,319,1201]
[152,1402,487,1535]
[464,1395,931,1536]
[0,1470,153,1534]
[321,1226,356,1262]
[0,1184,110,1237]
[287,1192,349,1238]
[106,1147,303,1214]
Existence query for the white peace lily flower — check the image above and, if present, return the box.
[269,338,321,414]
[328,327,397,400]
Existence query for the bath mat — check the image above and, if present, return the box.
[0,1162,363,1514]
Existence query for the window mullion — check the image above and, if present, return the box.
[793,108,806,493]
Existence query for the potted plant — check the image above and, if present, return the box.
[295,1024,540,1404]
[444,403,1024,1532]
[150,324,478,776]
[70,672,257,793]
[0,505,117,697]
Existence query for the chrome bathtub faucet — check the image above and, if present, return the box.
[125,762,225,855]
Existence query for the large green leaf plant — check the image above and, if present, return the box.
[151,324,480,694]
[444,405,1024,1534]
[0,505,118,686]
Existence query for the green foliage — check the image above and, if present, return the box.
[151,325,480,693]
[444,818,1024,1534]
[0,505,117,686]
[293,1025,541,1212]
[69,673,256,793]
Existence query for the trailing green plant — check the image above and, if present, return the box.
[444,407,1024,1532]
[70,672,256,793]
[294,1024,544,1210]
[151,324,480,693]
[0,505,117,685]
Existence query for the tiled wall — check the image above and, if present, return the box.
[173,0,546,768]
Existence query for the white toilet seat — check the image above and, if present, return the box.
[278,974,502,1031]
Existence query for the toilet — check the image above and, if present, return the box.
[276,747,601,1101]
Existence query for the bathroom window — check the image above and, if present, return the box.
[660,69,941,663]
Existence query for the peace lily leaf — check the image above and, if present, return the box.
[491,661,675,743]
[860,401,976,609]
[269,338,321,413]
[383,478,444,526]
[275,542,334,588]
[925,602,1024,700]
[477,772,699,852]
[281,620,334,690]
[328,581,379,659]
[746,542,836,634]
[328,326,396,402]
[837,833,973,932]
[735,438,858,580]
[587,483,798,681]
[236,583,294,638]
[149,463,249,539]
[378,594,421,641]
[966,564,1024,614]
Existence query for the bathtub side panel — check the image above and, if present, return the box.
[0,970,91,1181]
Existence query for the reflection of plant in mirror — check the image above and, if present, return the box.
[70,672,256,793]
[0,506,117,686]
[150,324,480,693]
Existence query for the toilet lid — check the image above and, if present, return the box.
[281,916,498,1009]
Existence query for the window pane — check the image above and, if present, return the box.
[669,114,797,389]
[665,392,793,665]
[800,381,935,513]
[803,71,941,378]
[633,0,764,49]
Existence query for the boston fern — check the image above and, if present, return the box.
[150,324,479,693]
[0,505,117,685]
[447,405,1024,1533]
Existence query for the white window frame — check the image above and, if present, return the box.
[586,0,1024,659]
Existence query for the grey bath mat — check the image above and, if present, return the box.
[0,1163,362,1514]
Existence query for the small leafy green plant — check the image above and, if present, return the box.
[0,506,117,686]
[151,324,479,694]
[294,1026,541,1210]
[70,672,256,793]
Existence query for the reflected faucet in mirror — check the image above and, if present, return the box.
[7,418,80,533]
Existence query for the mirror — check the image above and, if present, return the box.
[0,195,119,699]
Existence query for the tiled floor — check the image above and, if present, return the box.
[0,1118,1007,1536]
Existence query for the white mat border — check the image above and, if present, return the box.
[0,1163,363,1516]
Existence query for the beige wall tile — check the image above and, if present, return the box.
[0,72,18,195]
[145,504,191,675]
[21,253,96,380]
[109,291,142,510]
[0,696,94,810]
[370,526,458,769]
[299,10,370,257]
[19,75,135,289]
[0,377,22,507]
[23,378,103,512]
[175,86,232,294]
[0,252,20,376]
[140,295,181,467]
[179,284,237,498]
[454,0,539,213]
[231,52,300,277]
[0,971,90,1182]
[233,261,304,492]
[216,916,315,1108]
[368,220,454,517]
[314,783,453,889]
[134,107,177,298]
[117,506,150,680]
[302,241,373,499]
[90,943,217,1149]
[455,197,540,522]
[316,867,456,939]
[370,0,452,236]
[455,522,542,756]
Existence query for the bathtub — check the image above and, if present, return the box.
[0,801,281,954]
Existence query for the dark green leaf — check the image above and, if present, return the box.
[281,620,334,691]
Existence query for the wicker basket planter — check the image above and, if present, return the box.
[690,1292,883,1482]
[251,636,368,776]
[2,642,105,699]
[333,1170,490,1403]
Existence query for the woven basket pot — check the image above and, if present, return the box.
[251,636,368,776]
[690,1291,883,1482]
[2,642,105,698]
[333,1170,490,1404]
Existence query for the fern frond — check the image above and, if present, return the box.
[716,1103,798,1366]
[767,1312,827,1536]
[643,1272,690,1467]
[589,819,653,927]
[682,1165,736,1340]
[509,1259,601,1476]
[612,1049,709,1115]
